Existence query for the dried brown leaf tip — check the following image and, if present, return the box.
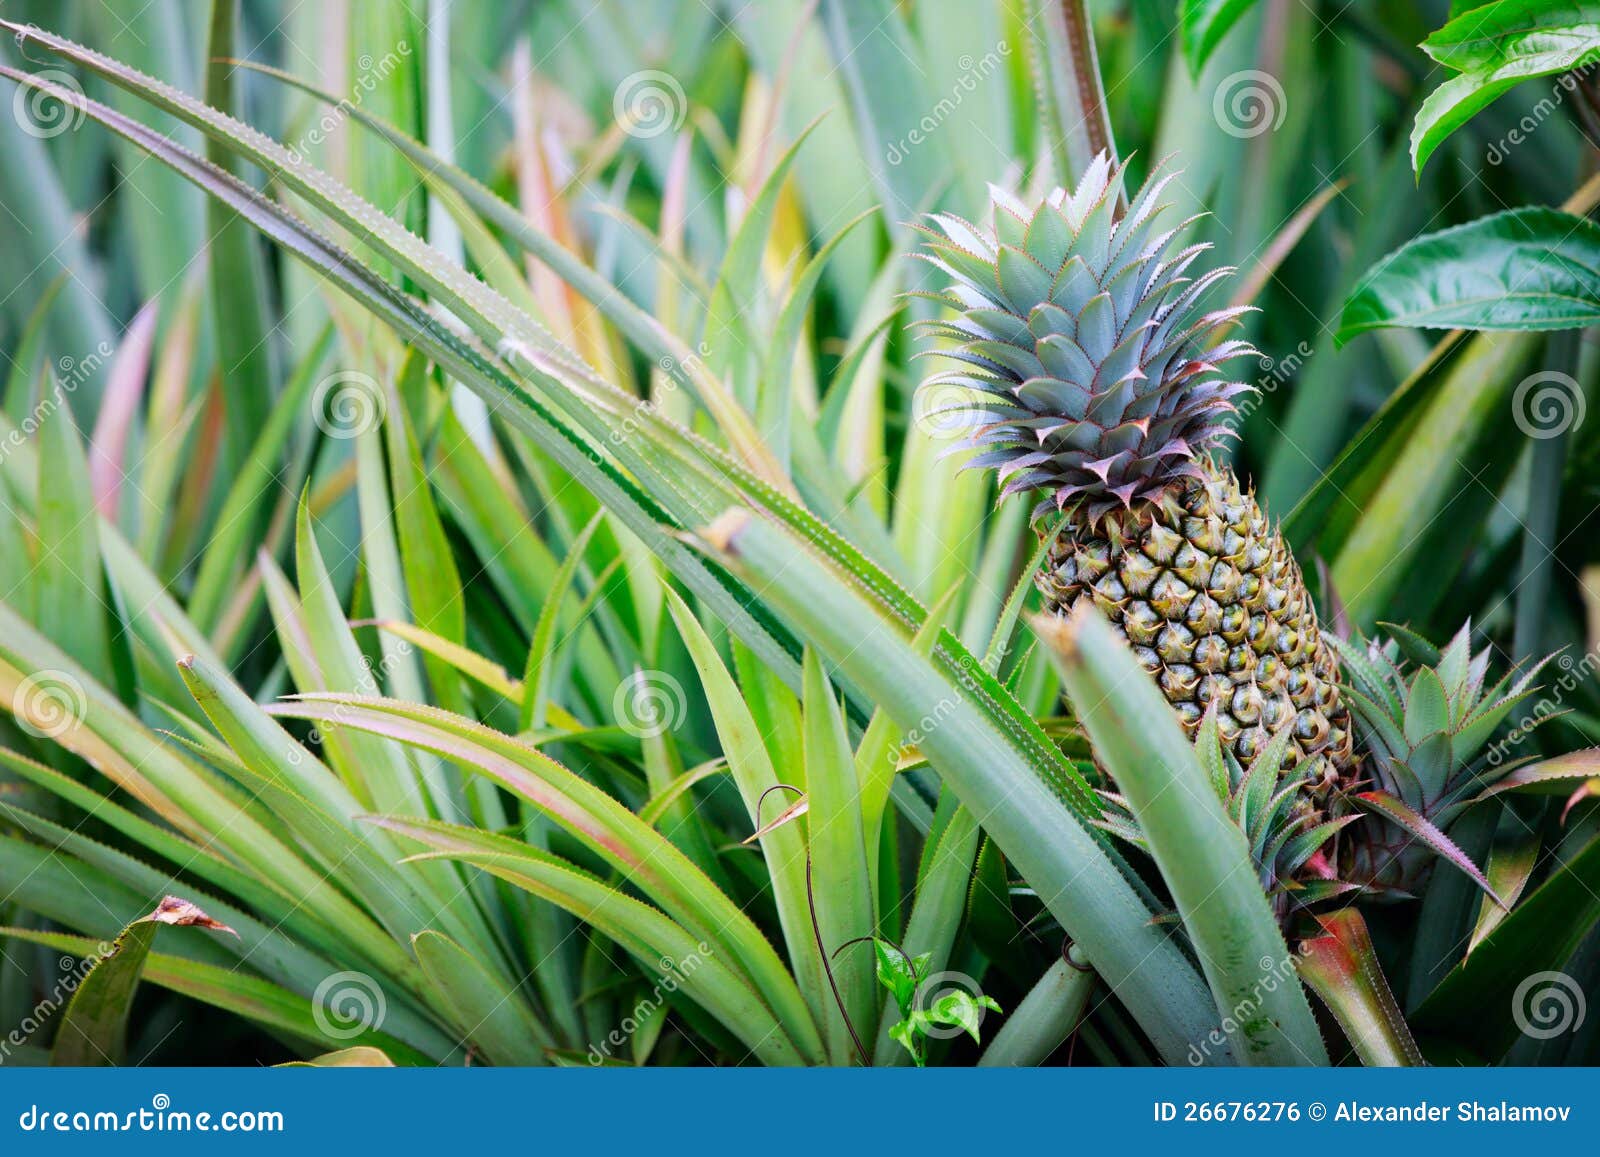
[145,895,239,938]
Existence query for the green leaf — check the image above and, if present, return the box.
[53,899,265,1067]
[928,989,988,1042]
[203,0,278,467]
[412,930,552,1065]
[1179,0,1262,74]
[1340,209,1600,342]
[802,649,877,1064]
[1411,3,1600,172]
[873,939,918,1017]
[1034,605,1327,1065]
[1424,1,1600,74]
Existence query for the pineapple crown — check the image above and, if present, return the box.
[913,153,1258,523]
[1326,621,1555,824]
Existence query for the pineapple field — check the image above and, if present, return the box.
[1,0,1599,1074]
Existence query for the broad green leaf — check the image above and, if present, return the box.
[1339,209,1600,341]
[1411,3,1600,172]
[1423,2,1600,73]
[1179,0,1262,74]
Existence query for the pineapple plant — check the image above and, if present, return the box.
[917,155,1353,814]
[1327,623,1562,900]
[1,0,1599,1076]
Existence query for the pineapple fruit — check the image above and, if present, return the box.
[916,155,1353,810]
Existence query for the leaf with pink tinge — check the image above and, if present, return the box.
[1354,790,1504,907]
[88,301,158,518]
[1298,909,1424,1067]
[1473,748,1600,803]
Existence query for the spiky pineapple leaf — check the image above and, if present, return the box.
[1298,909,1424,1067]
[1353,790,1504,906]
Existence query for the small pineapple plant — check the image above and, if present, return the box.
[1327,623,1559,900]
[917,155,1353,814]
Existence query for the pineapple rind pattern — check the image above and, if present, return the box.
[1037,462,1353,801]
